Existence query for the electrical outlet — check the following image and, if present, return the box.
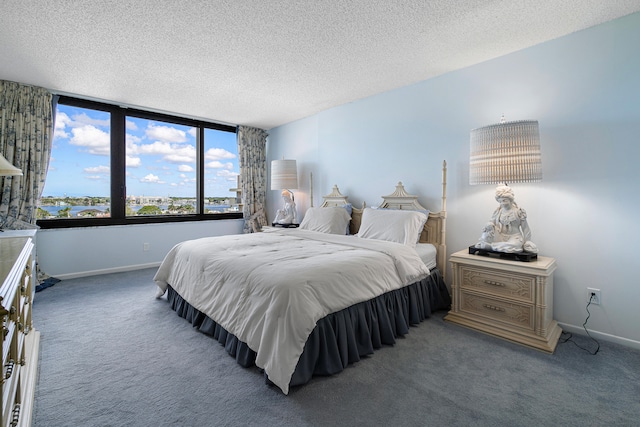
[587,288,601,305]
[143,243,150,252]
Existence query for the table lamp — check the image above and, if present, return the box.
[0,153,23,176]
[469,116,542,258]
[271,159,298,226]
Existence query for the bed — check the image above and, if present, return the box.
[154,161,451,394]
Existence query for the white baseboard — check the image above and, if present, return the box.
[557,322,640,351]
[52,262,162,281]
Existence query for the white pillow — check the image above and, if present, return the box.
[357,207,427,247]
[299,207,351,235]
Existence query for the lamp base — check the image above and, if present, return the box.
[468,245,537,262]
[271,223,299,228]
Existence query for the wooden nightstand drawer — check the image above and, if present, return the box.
[459,290,534,331]
[459,265,534,304]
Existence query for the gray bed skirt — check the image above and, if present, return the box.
[166,268,451,392]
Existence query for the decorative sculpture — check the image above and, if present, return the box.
[273,189,297,225]
[475,185,538,254]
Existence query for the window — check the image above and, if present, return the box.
[39,103,111,219]
[38,96,241,228]
[124,116,197,216]
[203,127,241,214]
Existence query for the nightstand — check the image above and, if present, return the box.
[444,249,561,353]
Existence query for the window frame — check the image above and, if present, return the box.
[37,96,242,229]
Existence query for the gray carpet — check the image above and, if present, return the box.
[32,268,640,427]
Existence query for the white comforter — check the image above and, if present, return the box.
[153,229,430,394]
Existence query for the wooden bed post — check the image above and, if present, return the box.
[441,160,447,213]
[310,172,314,208]
[441,160,447,282]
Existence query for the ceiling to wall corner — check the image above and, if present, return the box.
[2,1,640,129]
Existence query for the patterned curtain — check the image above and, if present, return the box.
[237,125,268,233]
[0,80,54,227]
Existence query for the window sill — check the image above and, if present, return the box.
[36,212,243,229]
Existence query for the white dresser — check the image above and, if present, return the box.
[0,231,39,427]
[445,249,561,353]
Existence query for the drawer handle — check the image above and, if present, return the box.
[482,303,506,312]
[483,280,505,287]
[11,403,20,427]
[5,359,14,379]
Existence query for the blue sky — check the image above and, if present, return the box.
[43,104,239,198]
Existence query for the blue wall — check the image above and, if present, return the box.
[267,12,640,347]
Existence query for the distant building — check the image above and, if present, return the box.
[127,195,168,205]
[77,209,108,218]
[228,175,242,212]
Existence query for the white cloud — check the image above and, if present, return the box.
[140,173,164,184]
[206,161,233,169]
[55,112,71,127]
[73,112,109,128]
[164,146,196,163]
[132,141,196,164]
[135,141,173,155]
[205,147,236,161]
[54,111,109,143]
[146,123,187,143]
[217,169,240,179]
[178,164,194,172]
[54,112,71,138]
[84,165,110,174]
[126,120,138,131]
[126,156,141,168]
[69,125,110,155]
[126,134,142,145]
[86,175,104,180]
[188,128,197,138]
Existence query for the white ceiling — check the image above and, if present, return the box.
[2,1,640,129]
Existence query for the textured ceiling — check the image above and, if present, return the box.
[2,1,640,129]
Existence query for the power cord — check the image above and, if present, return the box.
[559,293,600,355]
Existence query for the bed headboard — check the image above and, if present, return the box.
[316,161,447,278]
[320,185,350,207]
[350,160,448,278]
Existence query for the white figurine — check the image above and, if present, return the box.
[476,185,538,254]
[274,189,297,224]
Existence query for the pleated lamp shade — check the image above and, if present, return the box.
[271,159,298,190]
[0,153,23,176]
[469,120,542,185]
